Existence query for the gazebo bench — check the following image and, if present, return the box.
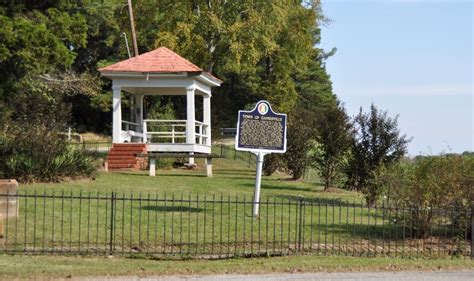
[136,153,226,177]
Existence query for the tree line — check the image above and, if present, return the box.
[1,1,470,213]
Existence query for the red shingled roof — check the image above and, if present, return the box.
[99,47,203,73]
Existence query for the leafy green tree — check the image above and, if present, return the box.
[285,109,317,180]
[126,0,327,128]
[281,47,337,178]
[311,101,352,190]
[0,75,97,183]
[345,104,410,206]
[0,0,124,133]
[0,0,339,161]
[0,1,89,125]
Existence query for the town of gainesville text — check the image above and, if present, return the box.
[242,114,282,121]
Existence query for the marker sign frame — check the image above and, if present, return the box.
[235,100,287,154]
[235,100,287,217]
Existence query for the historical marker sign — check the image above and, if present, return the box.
[235,101,287,217]
[236,100,287,153]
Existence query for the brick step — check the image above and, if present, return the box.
[107,143,147,171]
[113,143,146,148]
[108,160,138,165]
[111,146,146,152]
[108,163,138,169]
[112,143,146,147]
[107,155,139,160]
[108,150,144,156]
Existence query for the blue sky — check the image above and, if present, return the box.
[320,0,473,155]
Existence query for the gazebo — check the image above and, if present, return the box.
[99,47,222,170]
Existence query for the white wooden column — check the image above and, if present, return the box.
[134,94,145,143]
[203,94,211,146]
[112,85,122,143]
[186,86,196,164]
[134,94,144,124]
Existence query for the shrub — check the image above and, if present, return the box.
[3,146,95,183]
[0,77,97,183]
[345,104,410,206]
[373,154,473,238]
[263,154,283,176]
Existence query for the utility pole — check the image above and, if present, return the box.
[127,0,138,123]
[127,0,139,57]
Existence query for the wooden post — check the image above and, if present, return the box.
[186,86,196,165]
[135,94,144,129]
[203,95,211,146]
[112,85,122,143]
[127,0,139,57]
[206,157,213,177]
[149,157,156,176]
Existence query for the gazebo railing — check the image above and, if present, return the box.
[195,120,209,145]
[121,120,143,142]
[121,120,142,132]
[143,120,209,145]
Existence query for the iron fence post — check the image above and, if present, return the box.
[297,197,304,253]
[109,192,115,254]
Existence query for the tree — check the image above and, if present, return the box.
[311,101,352,190]
[0,74,97,183]
[285,109,317,180]
[128,1,336,177]
[345,104,410,205]
[279,47,337,178]
[127,0,328,129]
[0,7,87,123]
[0,1,338,159]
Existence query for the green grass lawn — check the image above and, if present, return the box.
[25,155,357,201]
[1,154,470,259]
[0,254,472,280]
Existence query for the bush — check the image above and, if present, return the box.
[345,104,410,206]
[0,77,97,183]
[373,154,473,238]
[3,146,95,183]
[263,154,283,176]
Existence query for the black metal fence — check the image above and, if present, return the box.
[219,144,256,167]
[0,191,472,259]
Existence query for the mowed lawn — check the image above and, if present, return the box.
[0,153,471,281]
[0,254,472,280]
[24,156,359,203]
[3,155,469,259]
[4,157,367,255]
